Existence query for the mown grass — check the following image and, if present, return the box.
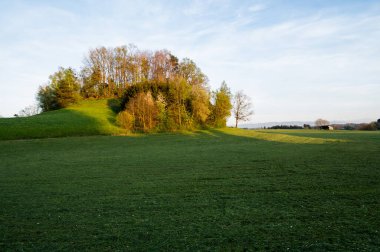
[0,99,125,140]
[0,129,379,250]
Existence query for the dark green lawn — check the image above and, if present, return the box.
[0,129,379,250]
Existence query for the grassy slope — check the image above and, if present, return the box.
[0,129,379,250]
[0,99,124,140]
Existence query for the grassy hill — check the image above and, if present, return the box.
[0,99,125,140]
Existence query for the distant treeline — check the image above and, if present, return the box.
[268,125,303,129]
[332,122,380,131]
[37,45,235,132]
[264,121,380,131]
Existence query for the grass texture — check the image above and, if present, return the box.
[0,128,379,250]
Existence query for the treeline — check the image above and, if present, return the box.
[268,125,303,129]
[332,121,380,131]
[37,45,238,132]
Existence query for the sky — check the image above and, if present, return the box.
[0,0,379,124]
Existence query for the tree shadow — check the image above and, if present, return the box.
[106,98,123,127]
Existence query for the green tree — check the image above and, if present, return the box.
[37,85,59,112]
[209,81,232,128]
[80,67,102,98]
[53,67,81,108]
[37,67,80,111]
[190,85,210,125]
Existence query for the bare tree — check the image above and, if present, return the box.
[233,91,253,128]
[315,118,330,127]
[18,105,40,117]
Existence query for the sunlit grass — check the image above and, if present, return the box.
[220,128,347,144]
[0,99,126,140]
[67,99,123,134]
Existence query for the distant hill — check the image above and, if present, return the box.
[0,99,126,140]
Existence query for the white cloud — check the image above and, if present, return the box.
[248,4,266,13]
[0,1,379,123]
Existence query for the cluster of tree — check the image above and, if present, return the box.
[80,45,207,98]
[116,80,233,132]
[269,125,303,129]
[36,44,253,131]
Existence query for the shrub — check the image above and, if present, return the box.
[116,110,134,131]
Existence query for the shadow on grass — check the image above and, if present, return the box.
[106,98,123,127]
[0,109,107,141]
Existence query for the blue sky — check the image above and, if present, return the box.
[0,0,379,123]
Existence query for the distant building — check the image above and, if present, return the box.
[319,125,334,130]
[303,124,311,129]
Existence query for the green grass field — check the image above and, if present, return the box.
[0,101,379,250]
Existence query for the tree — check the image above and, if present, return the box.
[315,118,330,127]
[80,66,102,98]
[37,67,80,111]
[190,85,210,125]
[168,78,190,129]
[178,58,208,87]
[233,90,253,128]
[209,81,232,128]
[54,68,81,108]
[37,85,59,112]
[126,91,158,132]
[18,105,40,117]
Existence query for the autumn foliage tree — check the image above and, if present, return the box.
[127,92,158,132]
